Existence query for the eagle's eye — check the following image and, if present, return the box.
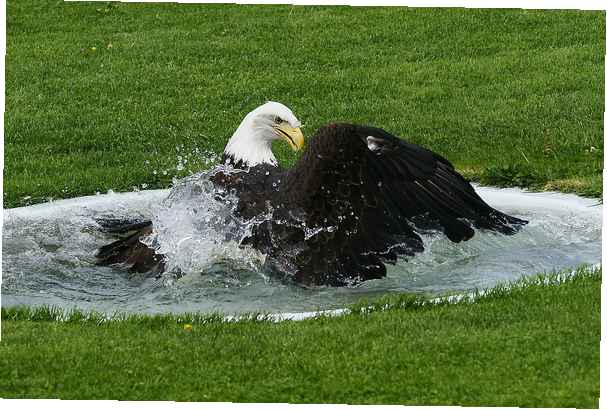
[274,116,283,124]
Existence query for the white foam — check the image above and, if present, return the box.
[5,189,169,220]
[5,184,600,220]
[474,185,601,216]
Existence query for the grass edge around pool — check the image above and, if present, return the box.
[1,264,600,325]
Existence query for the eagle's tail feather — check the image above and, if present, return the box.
[96,218,152,234]
[95,218,165,274]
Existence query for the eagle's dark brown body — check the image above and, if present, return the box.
[96,123,527,286]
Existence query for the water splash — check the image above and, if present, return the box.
[141,166,268,279]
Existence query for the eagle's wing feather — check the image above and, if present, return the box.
[276,124,526,285]
[363,125,526,240]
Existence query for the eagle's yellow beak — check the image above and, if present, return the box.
[274,124,304,151]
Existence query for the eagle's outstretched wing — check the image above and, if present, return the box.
[274,123,527,286]
[95,123,527,287]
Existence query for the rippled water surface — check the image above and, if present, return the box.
[2,171,602,315]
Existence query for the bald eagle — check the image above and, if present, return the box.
[96,102,527,286]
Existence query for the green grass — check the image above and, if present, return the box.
[4,2,604,207]
[3,2,603,406]
[0,266,600,406]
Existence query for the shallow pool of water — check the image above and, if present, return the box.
[2,184,601,315]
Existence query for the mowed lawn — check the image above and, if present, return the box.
[4,2,604,207]
[2,1,604,407]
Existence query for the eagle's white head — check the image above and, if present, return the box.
[223,101,304,167]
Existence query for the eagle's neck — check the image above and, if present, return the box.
[223,115,277,168]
